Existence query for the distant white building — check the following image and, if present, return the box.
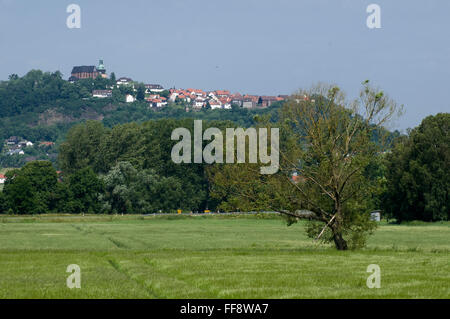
[155,100,168,108]
[209,100,222,110]
[145,84,164,93]
[116,77,133,86]
[168,92,178,102]
[92,90,112,98]
[193,97,205,108]
[18,140,33,148]
[125,94,136,103]
[7,149,24,156]
[370,211,381,222]
[0,174,6,184]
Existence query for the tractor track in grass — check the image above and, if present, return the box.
[70,224,130,249]
[107,237,129,249]
[107,257,162,299]
[70,223,163,297]
[70,224,95,235]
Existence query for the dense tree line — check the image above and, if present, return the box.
[0,158,195,215]
[382,113,449,221]
[1,113,446,221]
[0,113,279,214]
[57,118,236,212]
[0,161,103,214]
[0,118,220,214]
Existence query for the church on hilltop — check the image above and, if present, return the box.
[69,59,107,82]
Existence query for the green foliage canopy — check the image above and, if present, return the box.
[383,113,449,222]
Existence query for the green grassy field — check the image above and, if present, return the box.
[0,214,448,299]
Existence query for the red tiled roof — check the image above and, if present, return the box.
[215,90,230,96]
[243,95,259,102]
[39,142,55,146]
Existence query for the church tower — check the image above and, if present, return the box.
[98,59,107,78]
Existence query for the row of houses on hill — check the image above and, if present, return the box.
[167,88,286,110]
[91,83,287,110]
[69,60,288,109]
[2,137,55,157]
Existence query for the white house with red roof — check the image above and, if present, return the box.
[218,97,232,109]
[0,174,6,184]
[209,100,222,110]
[193,97,206,108]
[147,94,167,108]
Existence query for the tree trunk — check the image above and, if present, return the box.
[331,199,348,250]
[330,222,348,251]
[332,230,348,250]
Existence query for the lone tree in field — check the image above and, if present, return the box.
[208,82,401,250]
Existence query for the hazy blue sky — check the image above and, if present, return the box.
[0,0,449,130]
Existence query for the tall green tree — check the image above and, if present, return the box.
[3,175,37,214]
[69,167,104,214]
[109,72,116,85]
[3,161,57,214]
[59,120,108,174]
[20,161,58,193]
[100,161,184,214]
[383,113,449,222]
[136,84,146,101]
[0,191,8,214]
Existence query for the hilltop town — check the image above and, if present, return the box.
[72,59,288,110]
[0,61,291,169]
